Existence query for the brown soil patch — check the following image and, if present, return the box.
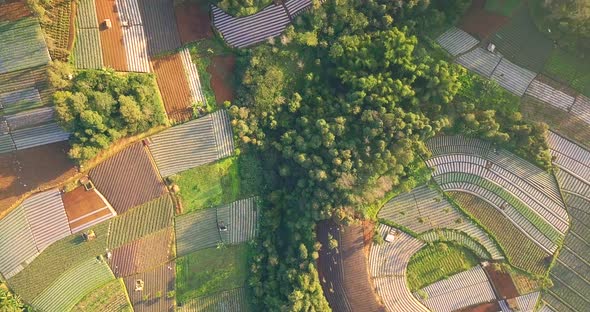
[362,220,375,256]
[62,186,114,232]
[208,55,235,104]
[460,0,509,40]
[95,0,128,71]
[0,1,31,22]
[0,141,77,218]
[456,301,501,312]
[174,2,213,44]
[484,265,519,299]
[151,53,194,122]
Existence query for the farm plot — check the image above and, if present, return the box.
[543,192,590,312]
[4,106,54,131]
[208,55,236,103]
[8,220,111,302]
[419,230,491,260]
[0,141,76,215]
[181,47,207,107]
[89,142,167,214]
[177,287,249,312]
[123,262,175,312]
[426,134,492,157]
[148,110,234,177]
[491,7,552,72]
[30,258,115,312]
[216,197,257,244]
[543,48,590,97]
[368,224,427,312]
[18,188,72,252]
[435,27,479,57]
[175,1,213,44]
[137,0,181,56]
[490,58,537,96]
[459,0,509,40]
[525,78,576,112]
[0,205,38,280]
[0,1,32,22]
[406,242,480,292]
[0,18,50,74]
[571,95,590,125]
[415,265,496,312]
[151,53,194,122]
[0,133,14,154]
[499,292,540,312]
[11,122,70,150]
[483,264,519,299]
[176,244,249,304]
[95,0,128,71]
[456,47,502,78]
[317,221,386,312]
[0,66,52,110]
[109,228,173,278]
[62,186,116,234]
[379,184,502,259]
[115,0,150,72]
[450,192,549,274]
[74,278,133,312]
[211,4,291,48]
[74,28,104,69]
[284,0,312,17]
[175,207,220,256]
[108,195,174,249]
[547,131,590,185]
[41,0,73,61]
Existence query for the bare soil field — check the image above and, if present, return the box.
[208,55,236,104]
[456,301,501,312]
[62,186,113,232]
[460,0,509,40]
[0,141,76,218]
[175,2,213,44]
[109,228,173,277]
[151,53,194,122]
[484,265,519,299]
[0,1,31,22]
[95,0,128,71]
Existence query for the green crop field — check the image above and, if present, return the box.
[174,153,262,215]
[419,229,492,260]
[108,195,174,249]
[0,18,50,74]
[8,221,111,302]
[450,192,549,274]
[484,0,522,16]
[30,258,115,312]
[74,278,133,312]
[176,243,250,304]
[544,49,590,97]
[406,242,479,292]
[42,0,73,61]
[74,28,103,69]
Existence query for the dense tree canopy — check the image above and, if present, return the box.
[50,64,166,164]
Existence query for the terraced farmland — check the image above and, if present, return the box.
[435,27,479,57]
[177,287,250,312]
[109,228,173,277]
[379,184,502,259]
[41,0,73,61]
[30,258,115,312]
[0,18,50,74]
[419,230,491,260]
[151,53,194,122]
[415,265,496,312]
[95,0,128,71]
[137,0,181,56]
[369,224,427,312]
[123,262,175,312]
[450,192,549,274]
[0,66,52,110]
[74,278,133,312]
[108,195,174,249]
[0,205,39,279]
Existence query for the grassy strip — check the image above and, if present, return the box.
[406,242,479,292]
[8,221,110,301]
[176,243,250,304]
[172,153,263,215]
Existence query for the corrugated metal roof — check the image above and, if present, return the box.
[211,4,291,48]
[11,122,70,150]
[0,87,41,111]
[4,106,55,131]
[148,114,218,177]
[89,142,167,214]
[180,48,206,106]
[0,205,39,280]
[122,25,150,73]
[20,189,72,252]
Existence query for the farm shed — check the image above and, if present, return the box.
[30,258,115,312]
[19,188,72,252]
[369,224,428,312]
[11,122,70,151]
[62,185,116,233]
[0,205,38,279]
[137,0,181,56]
[0,18,50,74]
[318,220,386,312]
[436,27,479,57]
[177,287,249,312]
[109,228,172,277]
[123,262,176,312]
[211,3,291,48]
[89,142,167,214]
[148,110,234,177]
[415,265,496,312]
[108,195,174,249]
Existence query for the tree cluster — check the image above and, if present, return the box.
[50,63,166,164]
